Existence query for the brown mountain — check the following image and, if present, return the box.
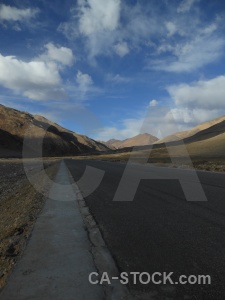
[103,133,158,149]
[0,104,109,158]
[154,115,225,144]
[98,139,120,150]
[153,115,225,158]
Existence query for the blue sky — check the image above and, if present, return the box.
[0,0,225,141]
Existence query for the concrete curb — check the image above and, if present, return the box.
[72,181,131,300]
[0,161,104,300]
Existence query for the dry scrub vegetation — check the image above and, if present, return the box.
[73,145,225,173]
[0,159,59,289]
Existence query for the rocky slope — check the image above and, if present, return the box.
[0,104,108,158]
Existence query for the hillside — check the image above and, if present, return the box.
[164,118,225,158]
[147,115,225,160]
[88,114,225,168]
[155,115,225,145]
[0,104,108,158]
[103,133,158,149]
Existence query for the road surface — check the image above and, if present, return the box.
[0,161,103,300]
[65,159,225,300]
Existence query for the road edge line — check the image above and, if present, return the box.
[64,162,131,300]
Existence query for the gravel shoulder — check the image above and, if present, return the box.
[0,159,60,289]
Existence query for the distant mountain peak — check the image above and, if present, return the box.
[103,133,158,149]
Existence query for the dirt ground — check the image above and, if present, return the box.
[0,159,60,289]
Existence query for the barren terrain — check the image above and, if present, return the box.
[72,146,225,173]
[0,159,59,289]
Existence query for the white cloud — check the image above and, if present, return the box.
[95,105,175,141]
[60,0,159,60]
[59,0,122,58]
[96,118,144,141]
[76,0,121,58]
[57,8,78,40]
[168,108,222,126]
[177,0,197,13]
[58,0,224,73]
[0,43,75,101]
[23,87,65,101]
[76,70,93,96]
[96,73,225,141]
[149,99,158,107]
[95,105,192,141]
[165,21,177,36]
[167,108,193,124]
[0,4,38,22]
[38,43,75,67]
[151,35,225,72]
[143,3,225,73]
[0,53,65,100]
[114,41,129,57]
[78,0,121,35]
[106,73,130,83]
[13,24,22,31]
[157,43,174,54]
[95,103,225,141]
[99,72,225,141]
[167,75,225,109]
[158,74,225,135]
[201,23,218,35]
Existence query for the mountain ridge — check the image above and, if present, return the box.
[102,133,159,149]
[154,115,225,145]
[0,104,109,158]
[2,103,225,159]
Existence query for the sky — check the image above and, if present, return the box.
[0,0,225,141]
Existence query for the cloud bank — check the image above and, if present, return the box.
[0,4,38,22]
[168,75,225,109]
[0,43,75,100]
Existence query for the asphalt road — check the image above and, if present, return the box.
[65,159,225,300]
[0,161,103,300]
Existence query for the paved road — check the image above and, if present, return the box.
[65,159,225,300]
[0,161,103,300]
